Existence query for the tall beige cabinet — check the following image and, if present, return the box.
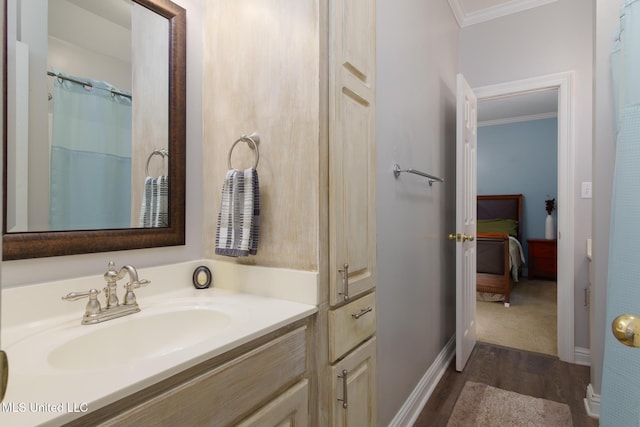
[327,0,377,425]
[204,0,377,424]
[329,0,376,307]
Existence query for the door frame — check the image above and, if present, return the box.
[473,71,575,363]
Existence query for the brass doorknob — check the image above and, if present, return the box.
[448,233,474,242]
[612,314,640,348]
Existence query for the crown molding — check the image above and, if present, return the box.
[478,111,557,127]
[448,0,558,27]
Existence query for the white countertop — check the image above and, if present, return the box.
[0,260,318,426]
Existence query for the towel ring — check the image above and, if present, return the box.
[145,148,169,177]
[228,133,260,170]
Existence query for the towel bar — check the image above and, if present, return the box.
[228,133,260,170]
[393,163,444,186]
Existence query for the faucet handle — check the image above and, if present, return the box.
[62,289,102,323]
[123,279,151,306]
[62,288,101,301]
[129,279,150,289]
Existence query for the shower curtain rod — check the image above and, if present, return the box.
[47,71,132,99]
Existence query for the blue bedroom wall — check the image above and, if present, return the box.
[477,117,558,265]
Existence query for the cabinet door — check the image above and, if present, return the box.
[329,0,376,306]
[331,337,377,427]
[237,380,309,427]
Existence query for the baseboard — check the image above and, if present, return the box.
[574,346,591,366]
[583,383,601,419]
[388,336,455,427]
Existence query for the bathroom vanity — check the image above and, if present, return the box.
[0,261,317,426]
[72,321,312,426]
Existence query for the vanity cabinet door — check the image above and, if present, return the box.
[237,379,309,427]
[329,0,377,307]
[330,337,377,427]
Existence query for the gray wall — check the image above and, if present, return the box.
[1,0,203,287]
[376,0,459,424]
[460,0,594,349]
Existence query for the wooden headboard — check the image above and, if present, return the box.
[477,194,523,240]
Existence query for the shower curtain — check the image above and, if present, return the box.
[601,1,640,425]
[49,70,132,230]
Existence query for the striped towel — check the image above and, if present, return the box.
[215,168,260,257]
[139,176,169,227]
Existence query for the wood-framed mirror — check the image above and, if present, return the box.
[2,0,186,260]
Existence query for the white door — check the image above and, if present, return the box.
[454,74,478,372]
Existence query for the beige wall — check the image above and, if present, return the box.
[203,0,322,271]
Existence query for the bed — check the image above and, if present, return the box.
[476,194,524,307]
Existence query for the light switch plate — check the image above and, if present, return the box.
[581,181,592,199]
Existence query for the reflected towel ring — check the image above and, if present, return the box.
[228,133,260,170]
[145,148,169,177]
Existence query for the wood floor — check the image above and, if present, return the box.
[414,342,598,427]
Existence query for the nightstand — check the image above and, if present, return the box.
[527,239,557,280]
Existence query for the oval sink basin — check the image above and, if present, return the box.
[47,308,231,371]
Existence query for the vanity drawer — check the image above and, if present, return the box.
[100,326,307,427]
[329,292,376,363]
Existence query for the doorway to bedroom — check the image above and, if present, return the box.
[475,87,559,357]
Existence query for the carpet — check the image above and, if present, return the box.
[447,381,573,427]
[476,279,557,356]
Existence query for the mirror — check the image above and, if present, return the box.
[2,0,186,260]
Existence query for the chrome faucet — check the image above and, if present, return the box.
[62,262,150,325]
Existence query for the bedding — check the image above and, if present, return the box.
[477,219,519,237]
[508,236,525,282]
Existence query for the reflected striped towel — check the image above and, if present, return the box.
[215,168,260,257]
[139,176,169,227]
